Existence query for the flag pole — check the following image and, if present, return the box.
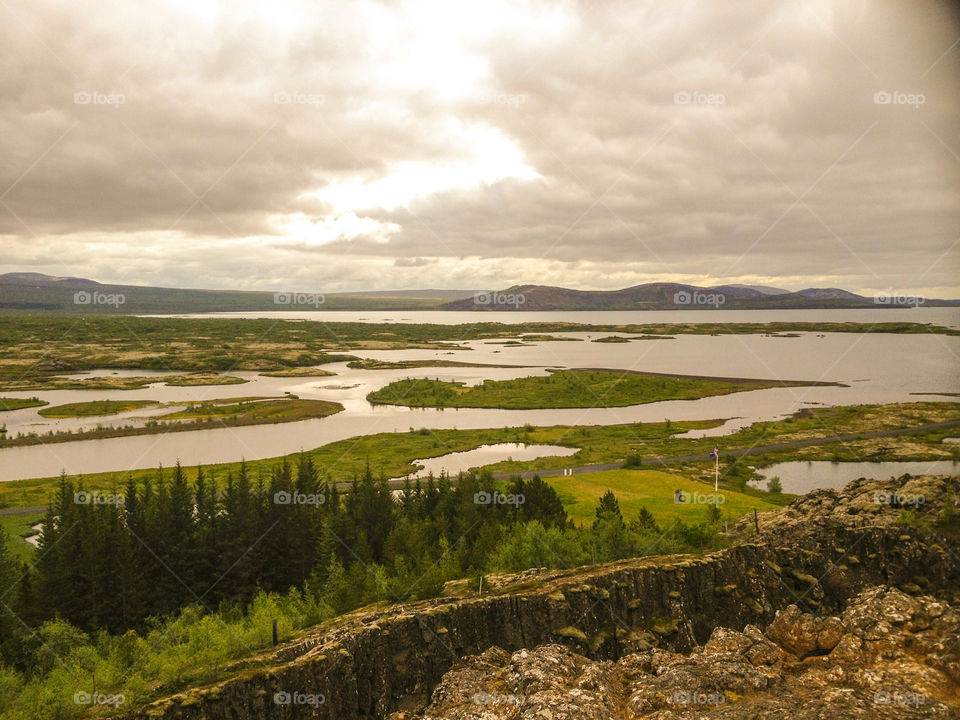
[714,451,718,494]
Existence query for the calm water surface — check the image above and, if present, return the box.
[1,308,957,482]
[390,443,578,480]
[751,459,960,494]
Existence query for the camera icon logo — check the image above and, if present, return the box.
[273,691,292,705]
[673,290,691,304]
[474,491,492,505]
[273,491,292,505]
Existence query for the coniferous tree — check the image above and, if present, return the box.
[0,524,24,665]
[593,490,624,529]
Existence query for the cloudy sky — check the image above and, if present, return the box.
[2,0,958,296]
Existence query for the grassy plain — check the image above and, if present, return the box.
[38,400,158,417]
[0,398,343,449]
[1,402,955,511]
[0,372,246,392]
[0,397,47,411]
[548,468,778,526]
[367,369,834,409]
[1,314,955,389]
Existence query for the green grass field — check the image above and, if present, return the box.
[1,372,247,392]
[547,468,779,527]
[258,367,337,377]
[367,369,828,409]
[1,314,955,388]
[346,359,525,370]
[161,398,337,421]
[0,402,955,511]
[0,397,47,412]
[1,398,343,450]
[0,513,41,562]
[38,399,158,417]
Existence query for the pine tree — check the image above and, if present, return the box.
[630,506,660,533]
[217,463,259,603]
[0,524,24,665]
[593,490,624,530]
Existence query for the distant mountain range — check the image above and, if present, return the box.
[440,282,957,311]
[0,273,476,313]
[0,273,954,313]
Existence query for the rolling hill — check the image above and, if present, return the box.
[1,274,953,313]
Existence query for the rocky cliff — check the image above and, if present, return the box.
[115,474,960,719]
[399,586,958,718]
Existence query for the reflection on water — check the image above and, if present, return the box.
[391,443,578,480]
[751,460,960,494]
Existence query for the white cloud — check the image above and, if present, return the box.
[0,0,956,295]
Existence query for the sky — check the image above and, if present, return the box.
[1,0,958,297]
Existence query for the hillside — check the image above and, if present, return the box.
[112,474,960,720]
[0,273,473,313]
[440,282,958,311]
[2,274,955,313]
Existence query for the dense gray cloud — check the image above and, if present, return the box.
[1,0,958,296]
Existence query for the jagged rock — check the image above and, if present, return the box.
[764,606,846,657]
[406,587,960,719]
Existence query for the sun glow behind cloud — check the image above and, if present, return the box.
[292,124,540,244]
[3,0,957,294]
[303,125,540,215]
[271,212,401,246]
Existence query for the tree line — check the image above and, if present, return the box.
[0,456,723,712]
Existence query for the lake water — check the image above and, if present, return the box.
[389,443,578,480]
[150,306,960,328]
[1,308,957,482]
[751,459,960,494]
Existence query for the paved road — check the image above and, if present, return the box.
[3,419,957,517]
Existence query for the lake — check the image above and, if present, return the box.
[751,459,960,494]
[389,443,578,480]
[149,306,960,328]
[1,308,957,482]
